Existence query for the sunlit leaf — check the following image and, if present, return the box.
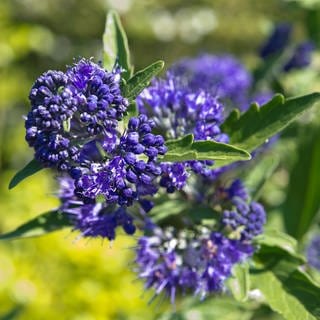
[215,93,320,168]
[161,135,251,162]
[123,61,164,100]
[282,126,320,240]
[9,159,44,190]
[228,262,250,302]
[103,10,133,79]
[0,211,72,240]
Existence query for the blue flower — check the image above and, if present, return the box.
[170,54,252,109]
[137,72,227,191]
[58,176,136,240]
[25,59,128,170]
[135,227,253,303]
[260,23,292,58]
[221,181,266,241]
[284,41,314,72]
[74,115,167,207]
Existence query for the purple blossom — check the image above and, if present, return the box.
[135,227,253,303]
[58,176,136,240]
[170,54,252,109]
[137,72,227,190]
[222,201,266,241]
[74,115,167,207]
[25,59,128,170]
[260,23,292,59]
[284,41,314,72]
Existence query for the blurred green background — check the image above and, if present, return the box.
[1,0,320,319]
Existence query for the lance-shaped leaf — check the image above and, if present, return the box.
[251,240,320,320]
[191,140,251,161]
[160,134,251,162]
[123,61,164,100]
[0,211,72,240]
[222,93,320,152]
[103,10,133,79]
[282,127,320,240]
[213,93,320,168]
[244,154,280,200]
[254,229,304,261]
[228,262,250,302]
[8,159,44,190]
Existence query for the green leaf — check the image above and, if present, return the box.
[158,297,254,320]
[251,259,320,320]
[123,60,164,100]
[161,136,251,162]
[8,159,44,190]
[161,134,196,162]
[221,93,320,153]
[282,127,320,240]
[103,10,133,79]
[0,211,72,240]
[251,235,320,320]
[150,199,189,222]
[191,140,251,161]
[228,262,250,302]
[184,205,220,223]
[165,134,194,150]
[244,154,280,200]
[254,229,303,260]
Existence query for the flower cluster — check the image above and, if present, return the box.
[135,227,254,303]
[59,177,136,240]
[26,59,168,240]
[25,59,128,170]
[259,23,314,72]
[73,115,166,206]
[25,55,268,303]
[134,178,266,302]
[170,54,252,109]
[221,180,266,241]
[137,72,228,192]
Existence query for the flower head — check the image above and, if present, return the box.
[73,115,167,207]
[58,176,136,240]
[170,54,252,109]
[25,59,128,170]
[260,23,292,58]
[135,227,253,303]
[284,41,314,72]
[137,72,228,190]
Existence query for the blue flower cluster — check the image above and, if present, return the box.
[73,115,166,206]
[259,23,314,72]
[170,54,252,109]
[25,54,268,302]
[134,176,266,302]
[135,226,254,302]
[59,177,136,240]
[137,72,229,192]
[25,59,128,170]
[133,53,270,302]
[26,59,168,240]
